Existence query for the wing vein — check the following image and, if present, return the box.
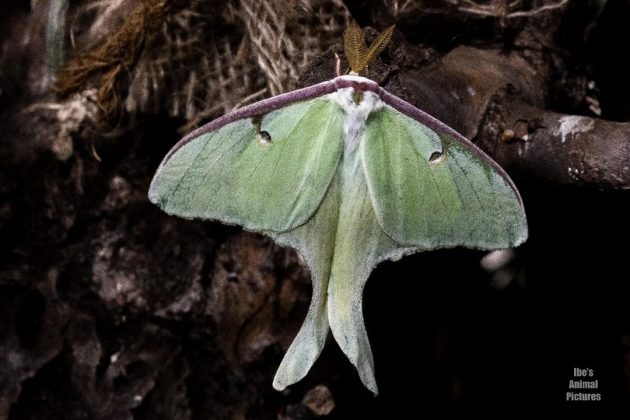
[449,148,488,245]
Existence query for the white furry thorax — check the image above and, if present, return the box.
[331,88,383,152]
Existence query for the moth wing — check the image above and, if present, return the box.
[362,105,528,249]
[149,98,344,233]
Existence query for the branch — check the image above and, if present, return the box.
[479,102,630,190]
[389,46,630,191]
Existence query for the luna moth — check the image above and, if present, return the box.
[148,23,528,395]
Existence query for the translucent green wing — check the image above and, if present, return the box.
[149,98,344,233]
[362,105,527,249]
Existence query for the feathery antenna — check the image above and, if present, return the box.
[343,22,395,74]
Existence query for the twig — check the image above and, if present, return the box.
[458,0,569,19]
[507,0,569,18]
[230,88,268,111]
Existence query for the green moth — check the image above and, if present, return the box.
[149,24,528,395]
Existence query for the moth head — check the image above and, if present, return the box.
[343,21,395,76]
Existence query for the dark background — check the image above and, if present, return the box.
[1,0,629,418]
